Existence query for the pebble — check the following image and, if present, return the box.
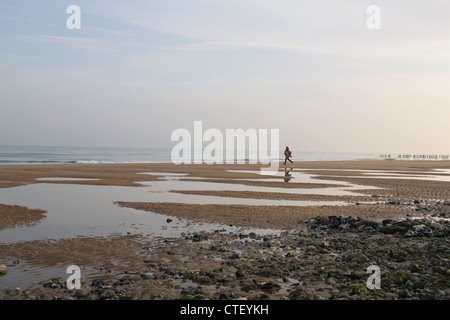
[0,265,8,275]
[75,284,92,298]
[141,273,154,280]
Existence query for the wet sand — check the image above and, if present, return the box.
[0,204,46,231]
[0,160,449,188]
[115,202,414,230]
[0,160,449,300]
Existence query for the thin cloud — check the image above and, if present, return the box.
[12,35,110,46]
[168,41,330,55]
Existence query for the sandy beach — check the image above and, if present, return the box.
[0,160,449,300]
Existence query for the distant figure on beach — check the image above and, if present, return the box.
[284,146,293,165]
[284,167,293,182]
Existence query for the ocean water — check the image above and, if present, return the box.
[0,145,446,165]
[0,145,170,164]
[0,145,386,164]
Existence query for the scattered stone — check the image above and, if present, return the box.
[346,252,369,263]
[289,288,309,300]
[235,270,246,278]
[240,280,258,292]
[261,282,281,293]
[141,273,154,280]
[75,284,92,298]
[229,253,240,259]
[100,289,115,299]
[195,276,212,285]
[0,265,8,275]
[328,216,340,228]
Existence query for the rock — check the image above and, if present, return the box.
[350,285,367,295]
[380,226,396,234]
[410,264,421,273]
[390,250,408,262]
[229,253,240,259]
[348,271,367,280]
[179,295,201,300]
[315,216,329,225]
[339,223,350,230]
[119,291,138,300]
[404,230,415,237]
[91,279,106,288]
[183,269,200,279]
[100,289,115,299]
[261,282,281,293]
[141,272,154,280]
[191,234,207,242]
[398,290,411,299]
[328,216,340,228]
[166,218,173,223]
[75,284,92,298]
[195,276,212,285]
[241,280,258,292]
[0,265,8,275]
[320,240,330,248]
[346,252,369,263]
[413,225,427,232]
[289,288,310,300]
[165,268,176,275]
[328,269,345,279]
[389,272,407,285]
[219,293,229,300]
[235,270,246,278]
[181,286,202,296]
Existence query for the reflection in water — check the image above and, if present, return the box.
[300,168,450,182]
[284,168,293,183]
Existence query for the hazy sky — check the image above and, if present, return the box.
[1,0,449,154]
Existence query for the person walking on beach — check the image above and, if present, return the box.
[284,146,293,165]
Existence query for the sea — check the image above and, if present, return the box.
[0,145,446,165]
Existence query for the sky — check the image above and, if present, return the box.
[0,0,449,154]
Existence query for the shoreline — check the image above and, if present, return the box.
[0,161,449,300]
